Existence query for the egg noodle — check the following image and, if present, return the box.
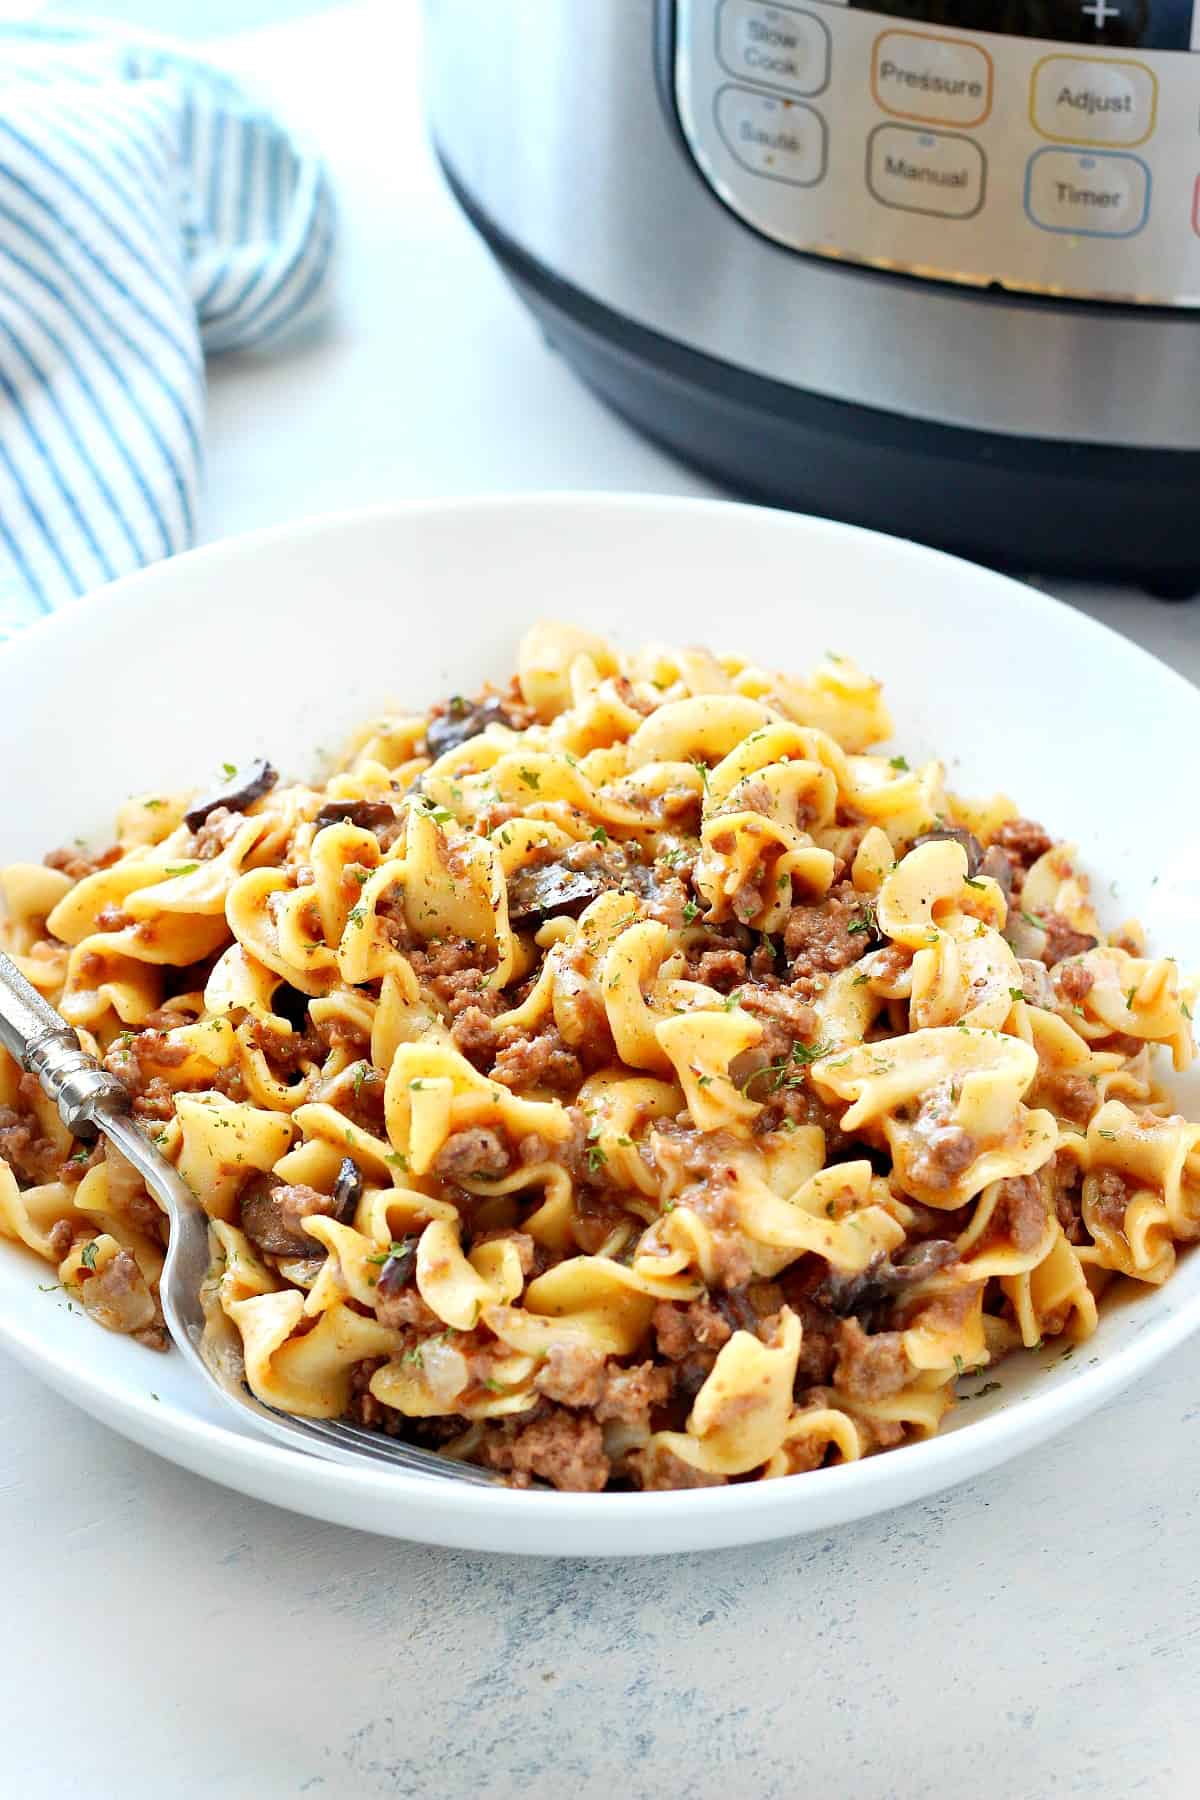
[1,622,1196,1490]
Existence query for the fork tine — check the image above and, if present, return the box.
[279,1413,503,1484]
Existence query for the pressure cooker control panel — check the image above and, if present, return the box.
[673,0,1200,301]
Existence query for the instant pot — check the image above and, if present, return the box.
[424,0,1200,586]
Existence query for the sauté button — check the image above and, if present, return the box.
[1030,55,1156,148]
[715,84,827,185]
[871,31,993,129]
[717,0,831,98]
[1024,148,1149,237]
[866,124,985,219]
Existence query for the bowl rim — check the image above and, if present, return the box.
[3,487,1198,1530]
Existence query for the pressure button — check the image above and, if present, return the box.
[871,31,992,130]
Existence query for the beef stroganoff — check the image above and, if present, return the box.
[1,622,1196,1491]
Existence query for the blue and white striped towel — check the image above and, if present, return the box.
[0,22,335,636]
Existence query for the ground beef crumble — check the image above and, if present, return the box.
[992,818,1053,870]
[979,1174,1048,1254]
[1040,913,1099,968]
[833,1318,911,1401]
[783,883,869,997]
[481,1406,611,1492]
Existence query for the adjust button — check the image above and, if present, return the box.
[717,0,831,98]
[715,85,828,186]
[866,124,985,219]
[1025,148,1149,237]
[871,31,993,129]
[1030,55,1156,148]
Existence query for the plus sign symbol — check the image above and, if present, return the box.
[1080,0,1122,24]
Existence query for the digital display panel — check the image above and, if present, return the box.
[846,0,1194,51]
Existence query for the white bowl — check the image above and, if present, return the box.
[2,493,1197,1557]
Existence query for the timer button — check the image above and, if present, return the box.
[867,125,986,220]
[871,31,993,130]
[715,85,828,186]
[1024,148,1150,237]
[717,0,831,99]
[1030,55,1157,148]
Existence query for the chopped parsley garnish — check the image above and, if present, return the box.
[79,1241,98,1271]
[143,798,165,810]
[1125,987,1137,1011]
[586,1144,608,1174]
[518,767,540,790]
[888,754,909,772]
[721,990,744,1011]
[221,761,237,779]
[164,862,198,877]
[346,905,365,927]
[739,1039,830,1099]
[1020,908,1044,930]
[690,757,710,793]
[1008,987,1025,1002]
[847,903,876,937]
[353,1062,370,1098]
[591,825,609,844]
[682,899,701,924]
[852,972,869,987]
[385,1151,409,1170]
[963,876,985,890]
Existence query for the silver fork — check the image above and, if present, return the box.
[0,950,497,1484]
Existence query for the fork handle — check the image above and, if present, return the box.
[0,950,129,1133]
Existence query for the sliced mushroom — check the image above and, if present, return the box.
[331,1156,363,1222]
[911,826,983,876]
[313,799,399,832]
[506,862,609,928]
[376,1237,419,1300]
[239,1175,337,1258]
[980,844,1014,898]
[816,1240,959,1319]
[424,695,512,760]
[185,758,277,831]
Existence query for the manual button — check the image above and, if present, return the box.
[867,124,985,220]
[716,85,827,186]
[717,0,831,99]
[1031,55,1156,148]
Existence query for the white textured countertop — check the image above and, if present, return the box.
[3,7,1199,1797]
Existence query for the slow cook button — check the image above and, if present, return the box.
[1025,148,1149,237]
[871,30,993,129]
[716,85,828,186]
[866,124,985,219]
[717,0,831,98]
[1030,55,1157,147]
